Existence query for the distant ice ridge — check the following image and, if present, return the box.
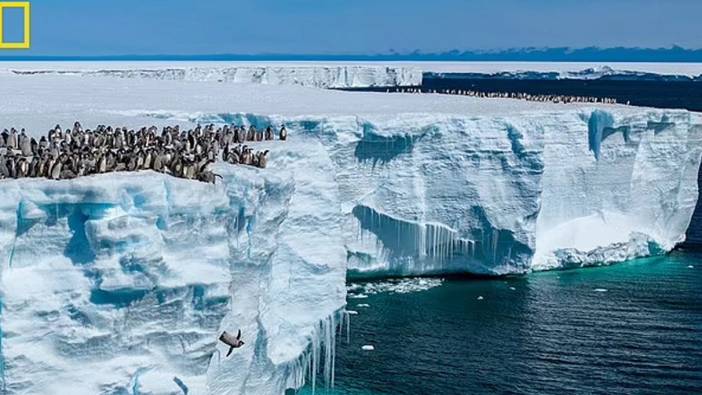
[427,66,702,81]
[9,65,422,88]
[420,62,702,81]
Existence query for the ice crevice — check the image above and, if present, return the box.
[1,106,701,394]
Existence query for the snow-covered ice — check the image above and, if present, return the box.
[1,62,422,89]
[0,65,701,394]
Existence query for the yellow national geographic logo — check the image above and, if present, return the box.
[0,1,30,49]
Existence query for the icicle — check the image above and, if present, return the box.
[346,313,350,343]
[492,228,499,264]
[283,310,347,394]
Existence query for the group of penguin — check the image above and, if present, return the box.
[0,122,288,183]
[387,87,622,104]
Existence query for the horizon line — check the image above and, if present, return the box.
[2,46,702,62]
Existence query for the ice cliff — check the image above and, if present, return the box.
[1,75,701,393]
[262,108,700,276]
[6,64,422,89]
[0,139,346,394]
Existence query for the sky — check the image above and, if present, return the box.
[0,0,701,56]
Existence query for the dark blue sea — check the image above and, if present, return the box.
[298,252,702,394]
[349,73,702,112]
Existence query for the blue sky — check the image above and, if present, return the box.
[1,0,701,55]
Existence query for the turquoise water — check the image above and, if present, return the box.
[298,252,702,394]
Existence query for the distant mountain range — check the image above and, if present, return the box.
[1,46,702,62]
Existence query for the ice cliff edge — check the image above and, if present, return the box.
[7,64,422,89]
[0,106,701,394]
[0,138,346,394]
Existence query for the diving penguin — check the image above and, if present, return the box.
[219,330,244,357]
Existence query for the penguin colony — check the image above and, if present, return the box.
[386,87,623,104]
[0,122,288,183]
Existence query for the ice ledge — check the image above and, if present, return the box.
[0,106,701,394]
[9,65,423,89]
[0,135,346,395]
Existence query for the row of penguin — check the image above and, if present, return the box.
[0,122,288,183]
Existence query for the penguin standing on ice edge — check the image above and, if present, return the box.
[219,330,244,357]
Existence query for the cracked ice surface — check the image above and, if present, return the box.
[0,68,701,394]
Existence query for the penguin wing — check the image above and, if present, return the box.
[226,346,234,357]
[237,329,241,339]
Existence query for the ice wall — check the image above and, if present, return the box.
[238,108,700,277]
[8,65,422,88]
[1,104,700,395]
[0,138,346,394]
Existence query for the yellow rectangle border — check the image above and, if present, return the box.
[0,1,31,49]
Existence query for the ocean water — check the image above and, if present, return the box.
[349,76,702,112]
[297,252,702,394]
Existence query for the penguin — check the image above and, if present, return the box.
[127,154,138,172]
[258,150,269,169]
[0,129,8,147]
[50,160,62,180]
[0,156,8,178]
[7,156,17,178]
[97,155,107,173]
[19,131,32,156]
[8,129,18,150]
[39,135,48,150]
[39,156,54,178]
[153,152,164,172]
[219,330,244,357]
[279,125,287,141]
[247,126,256,141]
[196,157,211,174]
[184,163,195,179]
[61,167,77,179]
[17,158,29,177]
[143,150,153,170]
[29,156,39,177]
[136,150,145,170]
[30,137,38,155]
[265,126,273,140]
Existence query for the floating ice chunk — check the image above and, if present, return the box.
[594,288,608,292]
[357,304,370,307]
[477,296,484,300]
[509,287,516,290]
[347,278,443,295]
[688,265,694,269]
[361,345,375,351]
[347,310,359,315]
[349,294,368,299]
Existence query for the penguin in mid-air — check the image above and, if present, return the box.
[219,330,244,357]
